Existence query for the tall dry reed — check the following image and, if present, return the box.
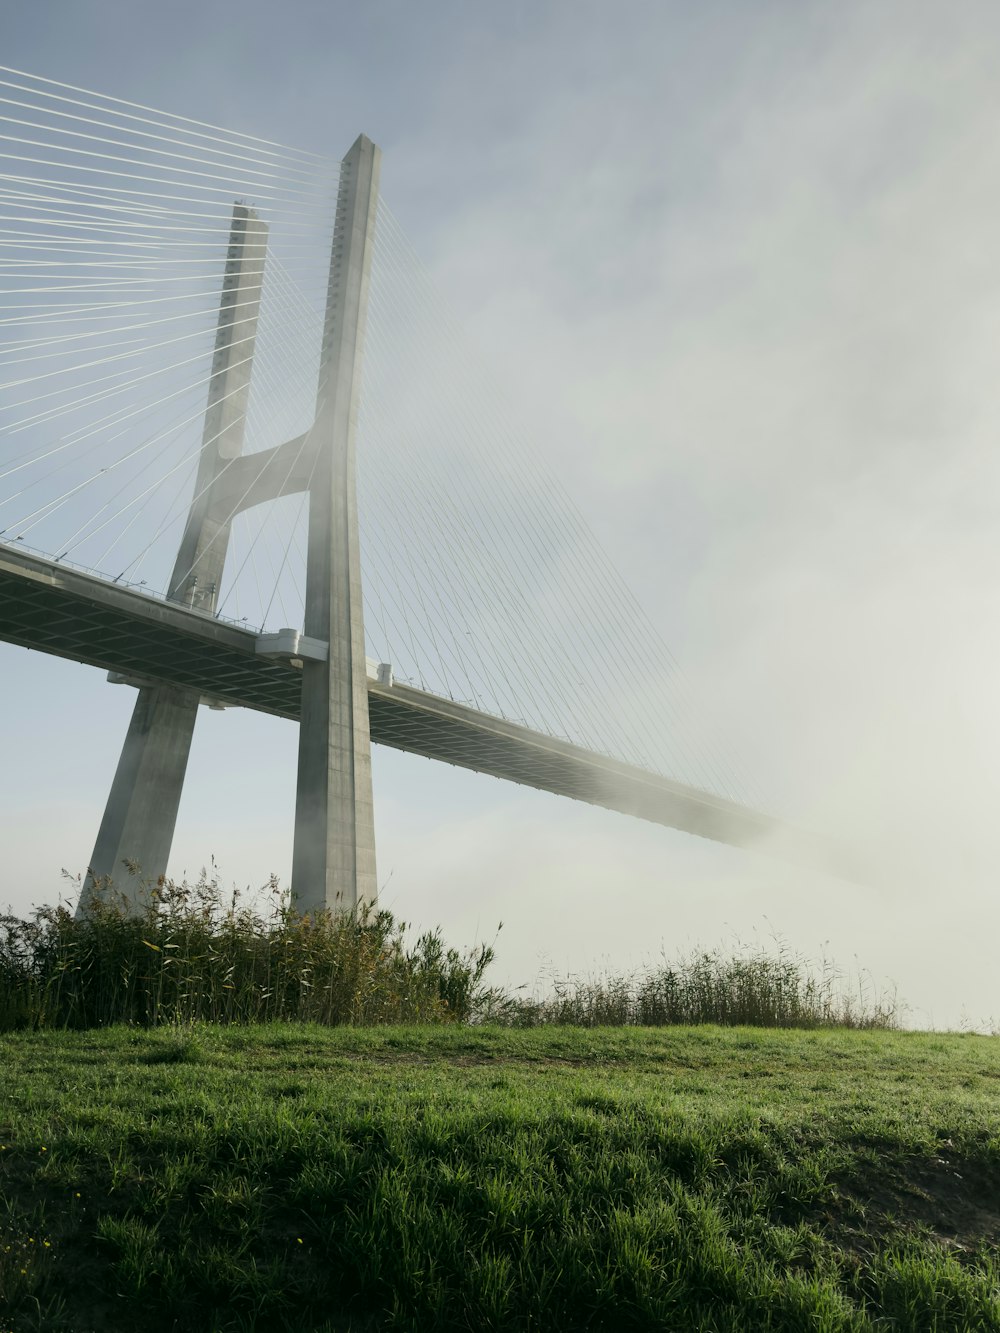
[0,872,496,1030]
[1,873,900,1031]
[489,944,900,1029]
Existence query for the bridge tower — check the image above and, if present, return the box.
[79,135,381,918]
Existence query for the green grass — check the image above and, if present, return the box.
[1,1024,998,1331]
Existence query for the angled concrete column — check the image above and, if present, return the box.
[78,206,267,915]
[291,136,380,916]
[81,686,201,911]
[168,205,268,614]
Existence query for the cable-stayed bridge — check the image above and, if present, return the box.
[0,69,845,913]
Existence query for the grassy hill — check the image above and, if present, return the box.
[1,1024,998,1331]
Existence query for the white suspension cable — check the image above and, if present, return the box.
[366,201,757,800]
[0,67,326,162]
[0,108,326,186]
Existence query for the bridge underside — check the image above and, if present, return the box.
[0,544,846,872]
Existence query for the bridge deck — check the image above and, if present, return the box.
[0,543,840,867]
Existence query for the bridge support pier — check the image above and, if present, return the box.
[77,205,267,915]
[79,140,383,919]
[81,686,200,910]
[291,135,381,916]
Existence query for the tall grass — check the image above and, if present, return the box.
[495,944,900,1029]
[0,873,900,1031]
[0,872,496,1030]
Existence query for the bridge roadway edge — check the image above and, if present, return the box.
[0,543,852,880]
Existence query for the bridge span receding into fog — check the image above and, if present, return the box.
[0,541,828,861]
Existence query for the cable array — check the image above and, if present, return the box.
[358,202,761,806]
[0,66,760,806]
[0,66,334,621]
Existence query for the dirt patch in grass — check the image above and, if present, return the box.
[827,1150,1000,1256]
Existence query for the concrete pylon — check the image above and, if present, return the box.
[78,205,267,914]
[291,135,381,916]
[80,138,383,920]
[168,205,268,613]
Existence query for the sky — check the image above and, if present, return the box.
[3,0,1000,1028]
